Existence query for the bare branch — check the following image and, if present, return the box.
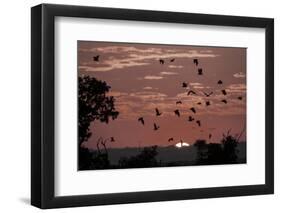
[237,124,246,142]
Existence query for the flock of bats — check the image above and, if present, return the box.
[92,54,244,145]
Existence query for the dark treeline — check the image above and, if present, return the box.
[194,134,240,165]
[79,135,244,170]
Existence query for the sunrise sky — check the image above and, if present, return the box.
[78,41,246,149]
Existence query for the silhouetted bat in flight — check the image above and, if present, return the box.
[174,109,180,117]
[193,58,198,66]
[217,80,223,85]
[153,123,160,131]
[221,99,227,104]
[221,89,227,95]
[190,107,196,113]
[188,116,195,122]
[93,55,100,61]
[138,117,145,125]
[203,91,213,97]
[155,108,162,116]
[187,90,196,95]
[182,82,188,88]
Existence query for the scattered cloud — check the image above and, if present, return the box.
[168,65,184,69]
[129,91,167,100]
[79,60,150,72]
[189,82,205,89]
[143,75,164,80]
[79,45,220,72]
[189,82,202,86]
[143,86,153,90]
[193,85,205,89]
[227,84,246,93]
[80,46,163,54]
[107,91,128,97]
[233,72,246,78]
[200,50,213,53]
[160,71,179,76]
[79,42,245,119]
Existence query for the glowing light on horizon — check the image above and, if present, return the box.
[175,142,190,148]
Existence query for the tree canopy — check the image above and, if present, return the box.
[78,76,119,146]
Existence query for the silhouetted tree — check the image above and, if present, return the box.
[194,139,208,164]
[79,76,119,145]
[194,132,239,165]
[118,146,159,168]
[207,143,224,164]
[91,152,110,169]
[79,146,94,170]
[78,76,119,170]
[221,135,238,163]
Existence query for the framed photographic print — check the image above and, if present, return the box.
[31,4,274,209]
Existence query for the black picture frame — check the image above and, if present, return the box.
[31,3,274,209]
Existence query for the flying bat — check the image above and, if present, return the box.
[193,58,198,66]
[93,55,100,61]
[188,116,195,122]
[155,108,162,116]
[203,91,213,97]
[174,109,180,117]
[182,82,188,88]
[221,89,227,95]
[153,123,160,131]
[187,90,196,95]
[190,107,196,114]
[138,117,145,125]
[221,99,227,104]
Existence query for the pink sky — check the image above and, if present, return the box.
[78,41,246,149]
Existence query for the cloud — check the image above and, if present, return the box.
[168,65,184,69]
[79,44,220,72]
[226,84,246,93]
[189,82,205,89]
[143,86,153,90]
[143,75,164,80]
[129,91,167,101]
[80,46,163,54]
[233,72,246,78]
[160,71,179,76]
[79,60,149,72]
[193,85,205,89]
[107,91,128,97]
[189,82,202,86]
[200,50,213,53]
